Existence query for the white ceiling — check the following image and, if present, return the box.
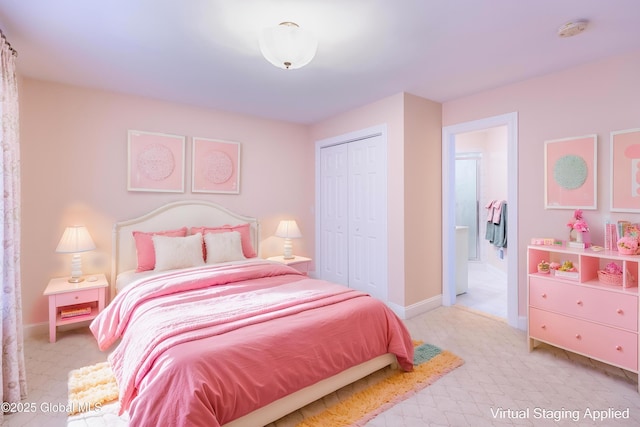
[1,0,639,124]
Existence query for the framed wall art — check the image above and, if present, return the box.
[544,134,597,210]
[191,137,241,194]
[611,128,640,213]
[127,130,185,192]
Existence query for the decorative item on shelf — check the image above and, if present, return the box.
[55,225,96,283]
[275,220,302,259]
[617,236,640,255]
[537,260,550,274]
[549,262,561,272]
[555,260,579,280]
[531,238,563,246]
[567,209,589,244]
[597,262,624,286]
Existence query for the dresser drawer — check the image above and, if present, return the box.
[529,277,638,331]
[55,289,100,307]
[529,308,638,371]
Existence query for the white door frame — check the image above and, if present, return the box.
[442,112,520,328]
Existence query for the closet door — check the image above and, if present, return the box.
[319,143,349,286]
[348,136,387,301]
[318,134,387,301]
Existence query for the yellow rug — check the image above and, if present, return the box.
[67,342,463,424]
[296,343,464,426]
[67,361,119,415]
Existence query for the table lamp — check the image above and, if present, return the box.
[55,225,96,283]
[275,220,302,259]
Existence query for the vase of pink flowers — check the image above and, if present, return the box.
[567,209,589,243]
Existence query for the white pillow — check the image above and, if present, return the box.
[204,231,246,264]
[152,233,205,271]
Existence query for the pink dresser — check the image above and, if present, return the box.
[527,246,639,390]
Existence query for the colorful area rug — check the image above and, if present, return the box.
[295,342,464,426]
[68,342,463,424]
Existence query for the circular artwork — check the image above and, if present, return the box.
[553,155,587,190]
[203,150,233,184]
[137,143,175,181]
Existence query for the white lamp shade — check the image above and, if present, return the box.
[259,22,317,69]
[56,226,96,254]
[275,220,302,239]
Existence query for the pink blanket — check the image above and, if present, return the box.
[90,262,414,427]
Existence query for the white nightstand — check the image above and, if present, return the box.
[43,274,108,343]
[267,255,312,275]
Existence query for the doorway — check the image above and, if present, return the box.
[442,112,521,329]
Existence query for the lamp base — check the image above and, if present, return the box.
[283,238,294,259]
[68,254,85,283]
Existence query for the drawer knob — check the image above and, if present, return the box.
[541,325,546,329]
[617,308,624,314]
[576,300,583,306]
[75,296,79,300]
[541,293,547,298]
[616,345,623,351]
[575,334,581,340]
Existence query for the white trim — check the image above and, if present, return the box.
[386,295,442,320]
[442,112,520,329]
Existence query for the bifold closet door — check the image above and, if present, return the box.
[347,136,387,301]
[319,135,387,301]
[319,143,349,286]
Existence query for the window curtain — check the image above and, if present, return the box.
[0,31,26,419]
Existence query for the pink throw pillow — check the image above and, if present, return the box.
[133,227,188,272]
[190,223,257,258]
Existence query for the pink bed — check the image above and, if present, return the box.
[91,201,413,427]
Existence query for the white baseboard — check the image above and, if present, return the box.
[386,294,442,319]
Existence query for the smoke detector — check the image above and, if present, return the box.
[557,20,588,38]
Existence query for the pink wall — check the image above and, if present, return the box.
[20,78,314,326]
[443,50,640,317]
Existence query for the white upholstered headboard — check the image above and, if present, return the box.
[111,200,260,298]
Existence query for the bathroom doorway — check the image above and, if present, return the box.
[442,112,520,329]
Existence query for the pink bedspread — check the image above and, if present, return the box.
[90,261,414,427]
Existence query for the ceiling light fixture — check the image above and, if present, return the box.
[259,22,318,69]
[557,20,588,38]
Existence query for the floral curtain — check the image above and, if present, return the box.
[0,31,26,419]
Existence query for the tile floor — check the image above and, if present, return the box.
[455,262,507,319]
[4,306,640,427]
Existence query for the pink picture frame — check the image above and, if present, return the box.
[544,134,597,210]
[127,130,185,193]
[191,137,241,194]
[611,128,640,213]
